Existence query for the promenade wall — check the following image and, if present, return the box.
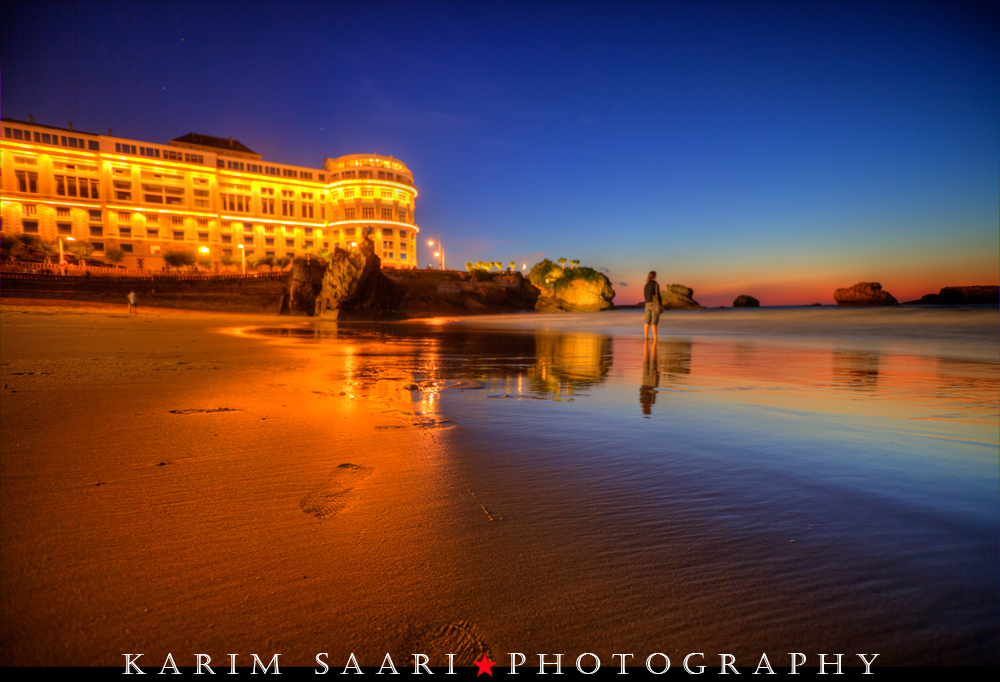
[1,268,544,316]
[0,271,287,313]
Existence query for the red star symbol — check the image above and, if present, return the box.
[473,654,496,677]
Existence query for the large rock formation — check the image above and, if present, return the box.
[384,269,539,317]
[287,257,329,316]
[903,285,999,306]
[527,260,615,312]
[660,284,703,310]
[732,294,760,308]
[314,240,403,319]
[833,282,898,307]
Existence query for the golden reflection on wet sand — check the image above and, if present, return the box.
[1,305,996,667]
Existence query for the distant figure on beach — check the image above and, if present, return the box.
[640,340,659,416]
[644,271,661,342]
[127,290,138,313]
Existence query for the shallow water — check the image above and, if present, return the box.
[246,307,998,665]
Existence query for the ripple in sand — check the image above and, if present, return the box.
[300,463,374,520]
[406,621,493,667]
[380,409,453,429]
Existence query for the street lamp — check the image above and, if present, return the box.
[58,237,76,271]
[237,244,246,275]
[427,238,445,270]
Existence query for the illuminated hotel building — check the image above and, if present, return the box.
[0,118,419,269]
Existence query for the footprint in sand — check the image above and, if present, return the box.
[407,621,493,667]
[300,463,374,520]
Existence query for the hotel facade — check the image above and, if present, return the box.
[0,117,419,270]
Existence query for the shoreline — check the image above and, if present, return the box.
[2,302,996,666]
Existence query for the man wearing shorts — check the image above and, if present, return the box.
[644,271,661,342]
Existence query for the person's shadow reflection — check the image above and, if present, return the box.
[640,339,660,416]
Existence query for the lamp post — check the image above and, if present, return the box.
[60,237,75,272]
[427,238,445,270]
[238,243,245,275]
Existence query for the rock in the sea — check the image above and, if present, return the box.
[528,259,615,312]
[287,257,330,316]
[903,285,999,306]
[833,282,898,307]
[732,295,760,308]
[660,284,703,310]
[314,239,403,319]
[383,270,539,317]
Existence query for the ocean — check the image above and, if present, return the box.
[246,305,999,666]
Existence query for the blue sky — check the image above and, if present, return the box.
[2,0,997,304]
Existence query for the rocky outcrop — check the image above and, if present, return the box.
[528,260,615,312]
[732,295,760,308]
[314,240,403,319]
[287,257,329,315]
[833,282,898,307]
[903,286,999,306]
[384,270,539,317]
[660,284,703,310]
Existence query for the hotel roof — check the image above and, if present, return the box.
[170,132,260,158]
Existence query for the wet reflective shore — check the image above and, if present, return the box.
[245,307,999,666]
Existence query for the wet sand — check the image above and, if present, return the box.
[1,302,997,667]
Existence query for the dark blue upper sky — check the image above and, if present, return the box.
[3,0,997,303]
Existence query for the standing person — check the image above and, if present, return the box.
[643,271,662,342]
[127,290,138,314]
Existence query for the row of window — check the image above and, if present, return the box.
[9,164,414,207]
[333,170,411,184]
[17,230,410,262]
[338,207,409,221]
[221,159,318,180]
[5,126,99,150]
[20,204,411,240]
[163,149,204,164]
[55,175,100,198]
[337,188,409,201]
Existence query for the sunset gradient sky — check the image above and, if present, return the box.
[2,0,997,305]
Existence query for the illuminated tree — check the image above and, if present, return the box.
[163,249,195,271]
[105,247,124,267]
[558,258,568,268]
[67,240,95,261]
[37,239,59,265]
[569,260,580,269]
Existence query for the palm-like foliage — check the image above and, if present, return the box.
[37,239,60,265]
[105,247,125,266]
[67,240,95,261]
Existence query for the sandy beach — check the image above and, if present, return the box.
[1,301,997,668]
